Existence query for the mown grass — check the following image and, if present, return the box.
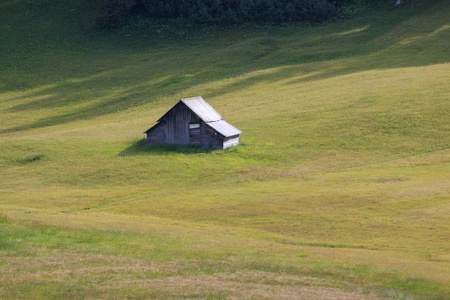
[0,0,449,298]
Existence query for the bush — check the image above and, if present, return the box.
[97,0,137,29]
[97,0,339,28]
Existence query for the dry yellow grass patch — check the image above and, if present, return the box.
[0,251,384,299]
[141,274,385,299]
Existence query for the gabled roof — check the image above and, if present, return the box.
[207,120,241,137]
[147,96,241,137]
[180,96,241,137]
[181,96,223,123]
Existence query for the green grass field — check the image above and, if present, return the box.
[1,0,449,298]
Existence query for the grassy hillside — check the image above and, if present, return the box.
[1,0,449,298]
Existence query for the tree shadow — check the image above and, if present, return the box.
[204,5,450,98]
[0,66,219,133]
[1,1,448,134]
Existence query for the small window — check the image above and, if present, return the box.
[189,123,200,129]
[206,127,214,136]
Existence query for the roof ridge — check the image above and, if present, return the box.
[181,96,223,123]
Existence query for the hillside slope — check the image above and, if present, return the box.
[1,0,449,298]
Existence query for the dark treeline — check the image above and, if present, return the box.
[97,0,386,29]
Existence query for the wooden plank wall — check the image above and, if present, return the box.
[201,122,224,149]
[147,102,239,149]
[164,103,198,144]
[189,127,201,144]
[146,122,165,144]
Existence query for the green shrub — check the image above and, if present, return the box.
[12,153,45,164]
[97,0,338,28]
[97,0,137,29]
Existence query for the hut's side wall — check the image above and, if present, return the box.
[164,103,199,144]
[223,135,239,148]
[201,122,224,149]
[146,122,165,145]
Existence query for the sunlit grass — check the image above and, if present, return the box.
[0,0,449,298]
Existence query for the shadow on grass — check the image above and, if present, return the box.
[1,1,448,134]
[118,139,216,156]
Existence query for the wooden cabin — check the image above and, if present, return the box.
[145,96,242,149]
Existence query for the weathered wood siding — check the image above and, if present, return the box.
[201,122,224,149]
[146,122,165,145]
[146,99,240,149]
[223,135,239,148]
[189,126,201,144]
[163,103,198,144]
